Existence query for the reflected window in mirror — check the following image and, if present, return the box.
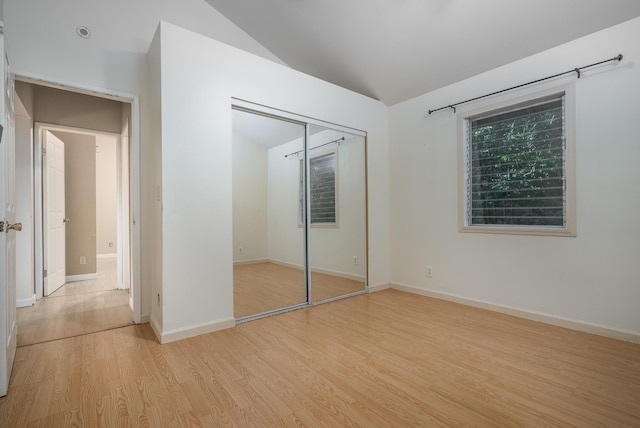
[299,151,337,226]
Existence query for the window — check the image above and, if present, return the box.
[300,152,337,225]
[459,89,575,236]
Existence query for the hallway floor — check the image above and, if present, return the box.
[16,258,133,347]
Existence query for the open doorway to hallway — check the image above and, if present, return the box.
[14,81,136,346]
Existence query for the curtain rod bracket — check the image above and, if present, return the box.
[574,68,581,79]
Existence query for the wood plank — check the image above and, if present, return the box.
[17,258,133,347]
[1,289,639,427]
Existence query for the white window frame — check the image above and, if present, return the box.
[457,85,576,237]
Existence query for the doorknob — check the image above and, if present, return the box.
[63,218,70,224]
[5,222,22,233]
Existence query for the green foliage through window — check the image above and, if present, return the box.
[467,94,566,227]
[299,153,337,224]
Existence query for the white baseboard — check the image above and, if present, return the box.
[65,273,98,282]
[367,283,390,293]
[16,294,36,308]
[268,258,303,270]
[233,258,268,265]
[390,282,640,344]
[154,317,236,344]
[97,253,117,259]
[150,316,162,343]
[268,258,365,282]
[129,293,146,324]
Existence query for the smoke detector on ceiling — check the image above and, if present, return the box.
[76,26,91,39]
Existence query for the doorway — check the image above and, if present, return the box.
[232,101,368,320]
[14,80,139,345]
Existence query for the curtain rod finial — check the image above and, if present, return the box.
[616,54,623,61]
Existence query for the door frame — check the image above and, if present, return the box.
[35,124,130,296]
[18,75,142,323]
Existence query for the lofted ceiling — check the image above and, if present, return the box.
[205,0,640,106]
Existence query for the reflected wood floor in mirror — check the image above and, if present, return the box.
[234,262,364,318]
[17,258,134,347]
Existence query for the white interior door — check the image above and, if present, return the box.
[0,34,18,397]
[43,131,66,296]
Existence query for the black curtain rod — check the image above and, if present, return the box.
[427,54,623,116]
[284,137,345,158]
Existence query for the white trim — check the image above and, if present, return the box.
[154,318,236,344]
[140,312,150,324]
[16,294,36,308]
[390,282,640,344]
[65,273,98,282]
[16,74,135,104]
[97,253,117,259]
[367,283,390,293]
[150,315,162,343]
[232,98,366,137]
[268,258,365,282]
[233,258,268,265]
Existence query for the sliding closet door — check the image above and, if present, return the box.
[308,125,367,302]
[232,109,307,318]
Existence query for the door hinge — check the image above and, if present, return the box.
[0,221,4,233]
[43,269,47,278]
[41,147,47,156]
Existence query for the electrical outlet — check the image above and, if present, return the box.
[80,256,86,265]
[426,266,433,277]
[353,256,358,265]
[109,242,113,247]
[239,247,244,254]
[157,293,161,305]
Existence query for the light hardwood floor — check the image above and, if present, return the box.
[234,262,365,318]
[2,289,639,427]
[17,258,134,347]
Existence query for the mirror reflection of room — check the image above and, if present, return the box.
[232,109,367,319]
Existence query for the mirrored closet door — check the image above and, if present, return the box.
[232,104,367,320]
[307,124,367,303]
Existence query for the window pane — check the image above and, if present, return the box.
[468,95,565,227]
[310,153,336,224]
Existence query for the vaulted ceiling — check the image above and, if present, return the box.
[206,0,640,105]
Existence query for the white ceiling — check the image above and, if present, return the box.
[205,0,640,106]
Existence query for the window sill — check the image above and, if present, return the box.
[298,223,339,229]
[459,225,576,237]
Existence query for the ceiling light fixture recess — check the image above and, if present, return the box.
[76,25,91,39]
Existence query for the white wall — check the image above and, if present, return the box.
[95,135,118,256]
[150,21,389,342]
[389,17,640,337]
[232,132,268,263]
